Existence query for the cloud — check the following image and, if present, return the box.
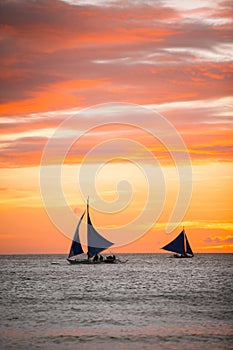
[0,136,48,167]
[0,119,232,167]
[0,93,232,168]
[0,0,232,168]
[204,236,233,244]
[0,0,232,114]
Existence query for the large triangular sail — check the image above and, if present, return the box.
[68,211,85,258]
[87,199,113,258]
[161,229,193,256]
[161,230,185,255]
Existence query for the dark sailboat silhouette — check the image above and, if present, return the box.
[67,199,117,264]
[161,228,194,258]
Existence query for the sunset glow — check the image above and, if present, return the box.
[0,0,232,254]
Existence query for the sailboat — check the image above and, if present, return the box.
[161,228,194,258]
[67,199,117,264]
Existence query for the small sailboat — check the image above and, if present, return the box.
[161,228,194,258]
[67,199,117,264]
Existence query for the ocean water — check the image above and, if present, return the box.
[0,254,232,350]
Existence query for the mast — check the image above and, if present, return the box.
[183,227,187,254]
[87,196,90,259]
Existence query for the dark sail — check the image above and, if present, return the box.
[68,211,85,258]
[161,230,186,255]
[185,234,194,256]
[87,200,113,258]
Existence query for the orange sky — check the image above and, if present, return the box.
[0,0,232,254]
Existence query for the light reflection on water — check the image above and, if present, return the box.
[0,254,232,350]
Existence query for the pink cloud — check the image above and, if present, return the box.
[0,0,232,112]
[0,0,232,168]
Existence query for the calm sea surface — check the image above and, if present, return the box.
[0,254,232,350]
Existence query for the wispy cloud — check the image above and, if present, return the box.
[204,235,233,243]
[0,0,232,115]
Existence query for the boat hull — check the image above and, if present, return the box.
[103,259,116,264]
[173,254,194,258]
[67,258,117,265]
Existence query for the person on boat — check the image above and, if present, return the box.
[99,255,103,262]
[106,255,115,261]
[93,254,99,262]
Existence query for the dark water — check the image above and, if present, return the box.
[0,254,232,350]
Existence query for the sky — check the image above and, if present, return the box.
[0,0,232,254]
